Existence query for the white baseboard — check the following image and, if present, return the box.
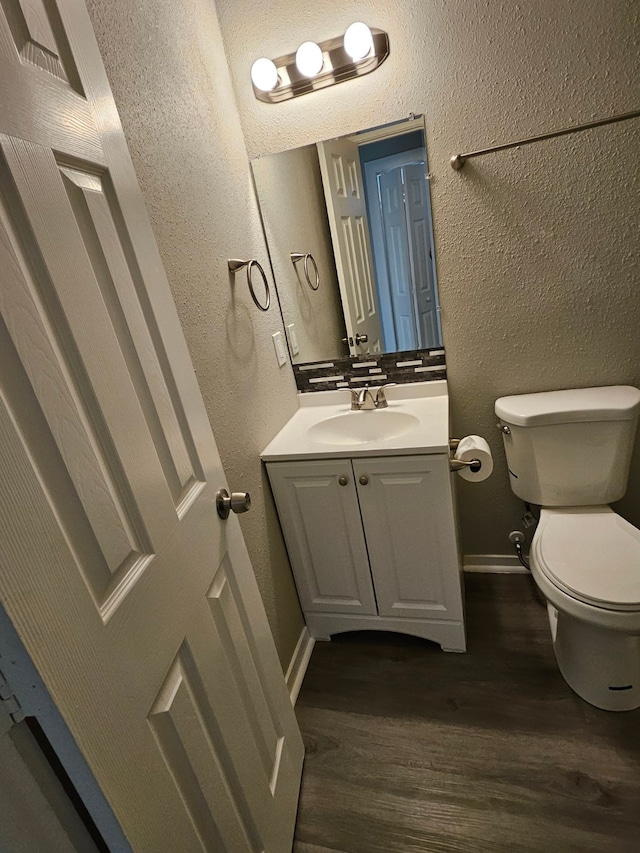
[463,554,529,574]
[284,626,315,705]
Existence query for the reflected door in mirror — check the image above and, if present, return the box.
[317,137,383,356]
[366,154,441,351]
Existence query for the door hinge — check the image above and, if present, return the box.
[0,666,25,724]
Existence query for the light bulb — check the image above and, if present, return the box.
[295,41,323,77]
[344,22,374,61]
[250,57,278,92]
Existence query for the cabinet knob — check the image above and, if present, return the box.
[338,475,349,486]
[359,475,369,485]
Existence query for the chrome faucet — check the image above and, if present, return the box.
[350,387,376,410]
[348,383,397,411]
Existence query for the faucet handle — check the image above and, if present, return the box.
[346,387,361,410]
[374,383,397,408]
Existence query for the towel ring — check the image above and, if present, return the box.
[291,252,320,291]
[228,258,270,311]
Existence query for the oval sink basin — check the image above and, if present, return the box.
[307,410,420,446]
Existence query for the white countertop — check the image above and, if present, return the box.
[261,380,450,462]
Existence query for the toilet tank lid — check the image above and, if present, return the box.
[495,386,640,427]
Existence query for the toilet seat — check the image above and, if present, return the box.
[533,508,640,612]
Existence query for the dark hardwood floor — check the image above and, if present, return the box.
[293,574,640,853]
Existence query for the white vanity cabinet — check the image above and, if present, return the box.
[266,453,466,652]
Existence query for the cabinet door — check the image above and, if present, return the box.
[267,461,377,615]
[353,456,463,620]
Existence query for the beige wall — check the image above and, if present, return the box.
[252,147,347,363]
[83,0,640,671]
[216,0,640,554]
[85,0,305,667]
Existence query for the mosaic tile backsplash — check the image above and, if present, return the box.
[293,348,446,393]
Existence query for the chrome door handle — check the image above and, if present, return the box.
[341,333,368,346]
[216,489,251,519]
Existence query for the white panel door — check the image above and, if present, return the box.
[0,2,303,850]
[404,163,440,348]
[353,456,464,621]
[267,461,377,615]
[317,137,384,355]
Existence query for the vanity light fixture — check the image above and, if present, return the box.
[250,24,389,103]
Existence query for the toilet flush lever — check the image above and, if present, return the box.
[497,423,511,435]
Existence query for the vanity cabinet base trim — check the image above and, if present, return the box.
[305,612,466,653]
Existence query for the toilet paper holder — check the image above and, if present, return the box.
[449,438,481,473]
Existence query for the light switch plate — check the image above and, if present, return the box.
[286,323,299,355]
[272,331,287,367]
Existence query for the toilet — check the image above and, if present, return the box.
[495,385,640,711]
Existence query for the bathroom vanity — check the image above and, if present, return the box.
[262,382,466,652]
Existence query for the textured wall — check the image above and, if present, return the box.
[85,0,305,667]
[252,147,347,363]
[216,0,640,554]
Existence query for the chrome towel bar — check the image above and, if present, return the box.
[451,108,640,170]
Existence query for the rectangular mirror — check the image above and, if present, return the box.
[252,115,443,366]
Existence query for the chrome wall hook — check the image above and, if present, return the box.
[291,252,320,291]
[228,258,271,311]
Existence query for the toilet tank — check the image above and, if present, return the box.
[495,386,640,506]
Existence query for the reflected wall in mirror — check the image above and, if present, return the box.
[252,115,443,366]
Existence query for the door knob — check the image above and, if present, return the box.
[338,475,349,486]
[216,489,251,519]
[359,475,369,485]
[341,333,368,346]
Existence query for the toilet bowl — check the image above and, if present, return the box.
[531,507,640,711]
[495,385,640,711]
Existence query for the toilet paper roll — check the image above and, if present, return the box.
[454,434,493,482]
